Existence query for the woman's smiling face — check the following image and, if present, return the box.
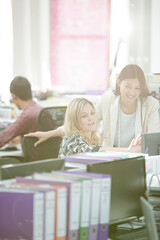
[118,78,141,104]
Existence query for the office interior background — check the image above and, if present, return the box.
[0,0,160,103]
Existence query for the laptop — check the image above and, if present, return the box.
[140,196,160,240]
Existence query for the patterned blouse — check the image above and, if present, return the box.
[58,134,101,158]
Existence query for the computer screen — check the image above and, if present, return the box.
[87,156,146,225]
[142,132,160,156]
[0,158,65,180]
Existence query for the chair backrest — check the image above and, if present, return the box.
[140,196,159,240]
[22,106,67,162]
[22,136,62,162]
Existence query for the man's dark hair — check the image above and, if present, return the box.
[10,76,32,100]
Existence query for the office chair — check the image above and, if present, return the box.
[38,106,67,131]
[22,106,67,162]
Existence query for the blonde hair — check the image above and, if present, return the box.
[64,98,99,145]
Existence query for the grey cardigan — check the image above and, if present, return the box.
[96,90,160,147]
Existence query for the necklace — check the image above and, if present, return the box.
[118,103,121,147]
[120,99,137,114]
[118,101,137,148]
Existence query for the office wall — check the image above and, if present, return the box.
[50,0,111,91]
[150,0,160,73]
[0,0,13,100]
[127,0,160,73]
[11,0,160,92]
[127,0,151,73]
[12,0,51,91]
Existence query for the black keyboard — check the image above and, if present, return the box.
[113,228,148,240]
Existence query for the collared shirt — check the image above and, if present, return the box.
[0,101,42,147]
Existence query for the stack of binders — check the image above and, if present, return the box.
[0,170,111,240]
[64,151,143,165]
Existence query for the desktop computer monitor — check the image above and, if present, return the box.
[142,132,160,156]
[0,158,65,180]
[87,156,146,225]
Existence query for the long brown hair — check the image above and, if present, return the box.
[114,64,150,100]
[114,64,150,127]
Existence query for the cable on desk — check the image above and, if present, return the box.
[147,173,160,198]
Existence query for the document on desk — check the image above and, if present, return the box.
[0,150,23,157]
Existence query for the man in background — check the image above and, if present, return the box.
[0,76,43,148]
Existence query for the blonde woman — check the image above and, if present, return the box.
[58,98,101,157]
[25,98,141,157]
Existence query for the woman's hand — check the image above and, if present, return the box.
[128,134,142,153]
[24,131,51,147]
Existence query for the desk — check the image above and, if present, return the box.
[0,150,24,166]
[37,93,100,107]
[0,150,23,158]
